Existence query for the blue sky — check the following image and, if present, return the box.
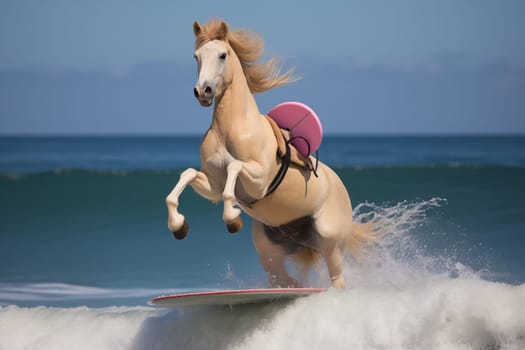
[0,0,524,134]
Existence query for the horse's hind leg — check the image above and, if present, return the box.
[314,210,350,289]
[166,168,218,239]
[319,234,346,289]
[252,220,301,288]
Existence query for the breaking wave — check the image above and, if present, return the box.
[1,198,524,350]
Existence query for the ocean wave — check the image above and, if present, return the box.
[1,198,524,349]
[235,279,525,350]
[0,305,159,350]
[0,283,186,304]
[1,279,524,350]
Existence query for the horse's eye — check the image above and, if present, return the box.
[219,53,227,61]
[193,54,198,61]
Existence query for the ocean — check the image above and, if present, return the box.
[1,135,524,349]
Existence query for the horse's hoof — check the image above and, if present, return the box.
[172,221,189,240]
[226,216,243,233]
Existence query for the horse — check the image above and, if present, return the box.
[166,19,372,289]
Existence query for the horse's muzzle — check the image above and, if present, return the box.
[194,85,214,107]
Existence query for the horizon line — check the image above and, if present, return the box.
[1,132,524,138]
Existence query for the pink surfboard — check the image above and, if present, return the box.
[267,101,323,157]
[149,287,326,308]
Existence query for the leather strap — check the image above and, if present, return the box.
[265,134,291,198]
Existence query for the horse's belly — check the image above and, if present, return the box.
[262,216,319,254]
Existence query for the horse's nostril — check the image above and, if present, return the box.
[193,87,199,98]
[204,86,213,96]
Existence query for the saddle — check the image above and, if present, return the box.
[265,116,315,172]
[260,116,318,199]
[240,116,318,205]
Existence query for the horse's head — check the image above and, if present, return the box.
[192,20,234,107]
[192,19,296,107]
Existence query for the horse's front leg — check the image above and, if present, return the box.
[222,159,267,232]
[222,161,244,233]
[166,168,218,239]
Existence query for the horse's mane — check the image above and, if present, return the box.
[194,19,296,93]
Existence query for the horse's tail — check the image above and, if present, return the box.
[347,221,376,258]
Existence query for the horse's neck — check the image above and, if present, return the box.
[211,74,261,139]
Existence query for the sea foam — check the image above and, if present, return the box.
[235,279,525,350]
[0,306,157,350]
[2,279,523,350]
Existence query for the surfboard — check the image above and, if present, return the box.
[149,287,326,308]
[267,101,323,157]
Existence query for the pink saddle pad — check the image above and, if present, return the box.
[267,101,323,157]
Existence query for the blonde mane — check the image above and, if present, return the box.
[194,19,296,93]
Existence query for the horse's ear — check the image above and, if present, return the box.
[193,21,202,36]
[218,21,229,39]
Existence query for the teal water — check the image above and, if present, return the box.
[1,136,524,349]
[1,136,525,299]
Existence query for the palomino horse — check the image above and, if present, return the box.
[166,19,371,289]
